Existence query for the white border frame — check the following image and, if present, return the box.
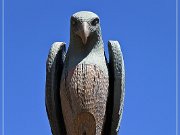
[176,0,179,135]
[2,0,4,134]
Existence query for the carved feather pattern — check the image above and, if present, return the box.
[60,63,109,135]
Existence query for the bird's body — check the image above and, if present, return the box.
[45,11,125,135]
[60,63,109,135]
[60,42,109,135]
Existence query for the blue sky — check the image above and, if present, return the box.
[0,0,178,135]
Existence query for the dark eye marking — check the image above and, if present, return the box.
[91,18,99,26]
[71,17,78,26]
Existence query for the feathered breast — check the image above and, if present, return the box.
[60,63,109,135]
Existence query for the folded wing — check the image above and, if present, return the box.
[105,41,125,135]
[45,42,66,135]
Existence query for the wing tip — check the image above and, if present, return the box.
[108,40,120,45]
[108,40,119,44]
[46,41,66,72]
[108,40,124,57]
[51,42,66,49]
[108,40,121,51]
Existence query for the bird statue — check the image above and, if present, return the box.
[45,11,125,135]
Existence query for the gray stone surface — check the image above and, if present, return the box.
[45,11,125,135]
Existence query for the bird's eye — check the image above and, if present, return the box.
[91,18,99,26]
[71,19,77,26]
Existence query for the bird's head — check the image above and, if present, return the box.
[70,11,101,45]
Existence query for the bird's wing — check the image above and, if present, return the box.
[106,40,125,135]
[45,42,66,135]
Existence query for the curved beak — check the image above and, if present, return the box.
[77,22,90,45]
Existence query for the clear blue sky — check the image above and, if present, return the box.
[0,0,177,135]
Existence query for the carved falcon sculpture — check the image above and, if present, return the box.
[45,11,125,135]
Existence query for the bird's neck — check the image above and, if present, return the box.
[68,34,104,56]
[64,36,105,70]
